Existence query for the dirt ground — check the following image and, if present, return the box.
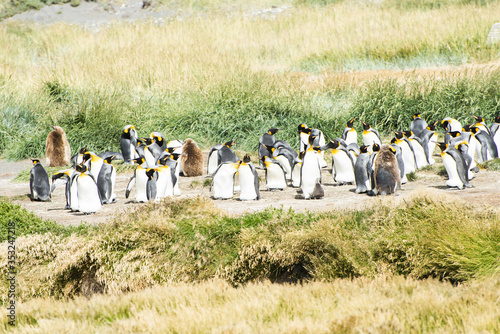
[1,150,499,226]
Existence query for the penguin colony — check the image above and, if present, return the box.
[32,113,500,213]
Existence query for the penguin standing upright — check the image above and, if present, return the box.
[30,159,51,201]
[389,141,406,185]
[410,114,428,139]
[437,143,470,190]
[300,134,323,199]
[298,124,327,168]
[51,168,76,209]
[419,121,438,165]
[291,151,304,188]
[473,126,498,162]
[155,160,174,198]
[354,145,372,194]
[268,145,294,182]
[163,152,183,196]
[218,140,239,164]
[441,118,462,144]
[146,168,158,201]
[97,155,117,204]
[181,138,203,177]
[82,151,104,180]
[138,137,161,167]
[490,114,500,153]
[455,142,474,181]
[471,115,491,136]
[211,161,239,200]
[261,155,287,191]
[373,145,401,196]
[238,154,260,201]
[392,131,416,175]
[120,125,138,164]
[342,118,357,146]
[125,157,149,203]
[46,125,71,167]
[258,128,279,160]
[74,164,102,214]
[361,122,382,152]
[330,140,355,185]
[207,143,223,175]
[403,130,429,169]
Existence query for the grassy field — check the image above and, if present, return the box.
[1,1,500,159]
[1,193,499,331]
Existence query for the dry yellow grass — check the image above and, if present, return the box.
[3,275,499,333]
[1,3,499,93]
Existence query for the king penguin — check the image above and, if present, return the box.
[261,155,287,191]
[238,154,261,201]
[490,114,500,153]
[207,143,224,175]
[30,159,51,201]
[73,164,102,214]
[473,126,498,162]
[258,128,279,160]
[120,125,138,164]
[392,131,416,175]
[329,139,355,185]
[403,130,429,169]
[300,134,323,199]
[410,113,428,139]
[437,142,470,190]
[354,145,372,194]
[125,157,149,203]
[146,168,158,201]
[342,118,358,146]
[155,159,174,199]
[361,122,382,152]
[441,118,462,144]
[211,161,239,200]
[97,155,117,204]
[51,168,76,209]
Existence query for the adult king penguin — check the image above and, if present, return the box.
[300,134,323,199]
[361,122,382,152]
[97,155,117,204]
[354,145,372,194]
[30,159,51,201]
[330,139,355,185]
[261,155,287,191]
[120,125,138,164]
[258,128,279,160]
[238,154,261,201]
[211,161,239,200]
[125,157,149,203]
[410,114,427,139]
[341,118,358,146]
[437,142,470,190]
[73,164,102,214]
[491,114,500,153]
[207,143,223,175]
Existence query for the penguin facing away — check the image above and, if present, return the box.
[46,125,71,167]
[354,145,372,194]
[51,168,75,209]
[410,114,428,139]
[373,145,401,196]
[120,125,138,164]
[146,168,158,201]
[30,159,51,201]
[238,154,261,201]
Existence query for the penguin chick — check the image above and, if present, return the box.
[180,138,203,177]
[373,145,401,196]
[46,125,71,167]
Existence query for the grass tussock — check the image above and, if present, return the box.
[0,192,499,303]
[4,276,500,332]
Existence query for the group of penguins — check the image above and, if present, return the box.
[208,113,500,200]
[29,113,500,213]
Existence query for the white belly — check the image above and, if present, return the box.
[345,130,357,146]
[400,144,416,174]
[275,155,291,180]
[136,169,149,203]
[291,162,302,188]
[77,174,102,213]
[238,166,258,201]
[301,153,321,199]
[410,140,428,169]
[156,169,173,199]
[332,150,355,183]
[266,163,287,190]
[212,164,237,199]
[208,151,219,175]
[427,134,437,165]
[442,154,463,189]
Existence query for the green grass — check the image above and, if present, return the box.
[0,198,89,242]
[478,158,500,171]
[1,193,499,301]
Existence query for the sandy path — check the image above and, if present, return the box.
[1,152,499,227]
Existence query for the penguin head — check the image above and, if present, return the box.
[267,128,280,135]
[471,115,484,123]
[448,131,461,138]
[440,119,450,130]
[243,154,251,164]
[82,152,92,163]
[427,121,437,131]
[158,156,169,165]
[394,131,404,140]
[138,137,154,146]
[298,151,305,160]
[455,141,469,152]
[122,125,135,134]
[170,153,183,161]
[359,145,369,154]
[372,142,380,152]
[413,113,421,120]
[75,164,88,173]
[78,147,87,154]
[31,158,41,166]
[151,132,164,146]
[104,155,115,164]
[388,146,397,155]
[330,139,340,149]
[403,130,412,138]
[346,118,355,128]
[436,142,448,152]
[308,134,317,146]
[165,147,176,154]
[469,126,479,135]
[362,122,371,131]
[298,124,308,133]
[133,157,146,165]
[146,168,156,180]
[224,140,236,148]
[390,137,397,145]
